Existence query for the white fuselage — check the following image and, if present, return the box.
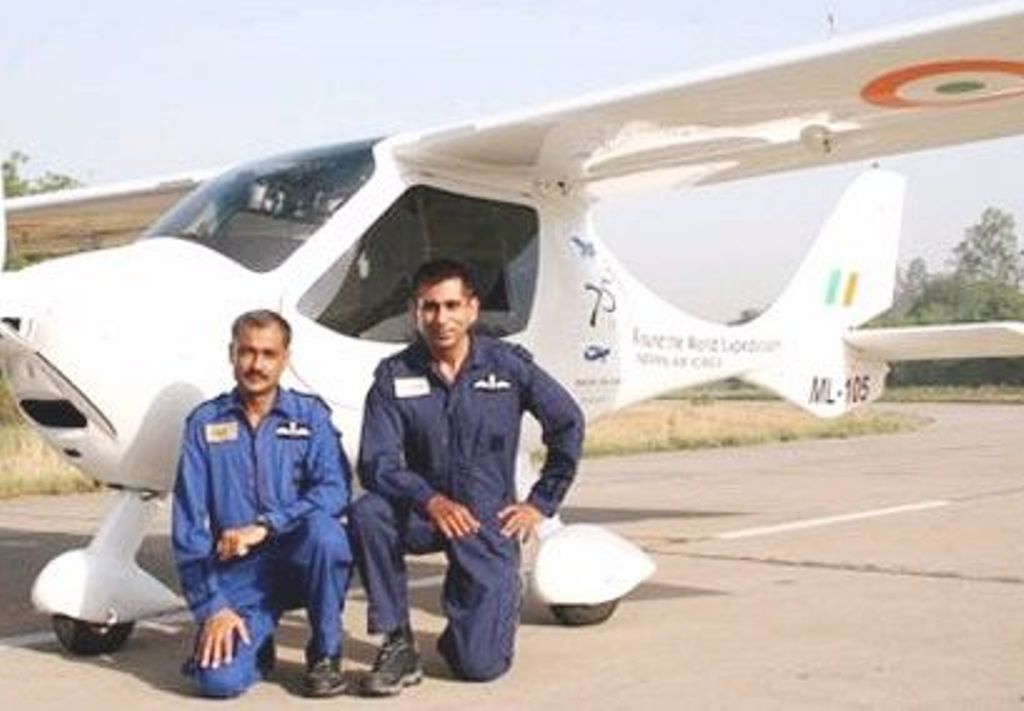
[0,140,782,494]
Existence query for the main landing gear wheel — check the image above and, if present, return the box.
[52,614,135,655]
[549,599,619,626]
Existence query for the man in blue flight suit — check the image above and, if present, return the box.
[350,259,584,696]
[172,310,352,698]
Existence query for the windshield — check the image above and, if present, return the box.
[144,139,377,272]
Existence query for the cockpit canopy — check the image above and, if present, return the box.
[143,139,377,272]
[298,184,539,342]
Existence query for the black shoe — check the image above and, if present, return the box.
[304,657,347,698]
[360,628,423,697]
[256,637,276,678]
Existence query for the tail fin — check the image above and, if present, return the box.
[744,168,906,417]
[763,167,905,328]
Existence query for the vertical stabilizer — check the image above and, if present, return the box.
[745,168,906,417]
[763,167,905,329]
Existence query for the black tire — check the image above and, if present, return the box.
[550,599,619,626]
[52,614,134,655]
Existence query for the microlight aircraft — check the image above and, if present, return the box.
[4,2,1024,655]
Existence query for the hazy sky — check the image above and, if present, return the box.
[2,1,1022,320]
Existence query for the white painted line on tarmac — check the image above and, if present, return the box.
[138,611,192,635]
[406,573,445,590]
[715,500,951,540]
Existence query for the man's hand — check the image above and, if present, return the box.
[197,608,250,669]
[498,502,543,542]
[425,494,481,539]
[216,524,269,561]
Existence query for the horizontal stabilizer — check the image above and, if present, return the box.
[846,322,1024,361]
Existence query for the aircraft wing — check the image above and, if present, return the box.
[846,322,1024,361]
[393,3,1024,196]
[4,171,212,255]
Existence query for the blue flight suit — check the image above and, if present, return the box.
[351,336,584,681]
[172,388,352,698]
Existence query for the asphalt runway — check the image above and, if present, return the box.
[0,403,1021,709]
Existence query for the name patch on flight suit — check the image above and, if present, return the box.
[394,377,430,398]
[276,421,311,438]
[472,373,511,391]
[205,421,239,444]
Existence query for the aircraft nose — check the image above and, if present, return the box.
[0,268,120,475]
[0,240,268,490]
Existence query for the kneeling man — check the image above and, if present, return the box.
[351,259,584,695]
[172,310,352,698]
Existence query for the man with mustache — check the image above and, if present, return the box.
[350,259,584,696]
[172,310,352,698]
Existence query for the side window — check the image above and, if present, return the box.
[298,185,539,342]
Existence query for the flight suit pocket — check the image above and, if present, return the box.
[273,440,309,502]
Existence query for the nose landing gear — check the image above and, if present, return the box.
[31,490,181,655]
[51,615,136,655]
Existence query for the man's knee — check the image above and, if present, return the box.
[438,621,514,683]
[290,511,349,562]
[441,640,512,682]
[300,510,347,543]
[454,654,512,682]
[349,492,394,536]
[190,663,255,698]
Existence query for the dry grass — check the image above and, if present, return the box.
[584,400,923,457]
[0,397,944,498]
[0,426,97,499]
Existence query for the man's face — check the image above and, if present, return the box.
[413,277,479,355]
[230,324,289,399]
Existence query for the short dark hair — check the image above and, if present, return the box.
[411,258,476,299]
[231,309,292,348]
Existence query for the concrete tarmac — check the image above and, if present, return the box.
[0,403,1021,709]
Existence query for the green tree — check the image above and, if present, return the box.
[2,151,30,196]
[889,270,1024,387]
[950,207,1020,288]
[906,274,1024,324]
[889,256,929,319]
[2,151,81,197]
[881,207,1024,387]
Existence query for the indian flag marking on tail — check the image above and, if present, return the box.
[842,272,859,307]
[825,269,859,307]
[825,269,842,305]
